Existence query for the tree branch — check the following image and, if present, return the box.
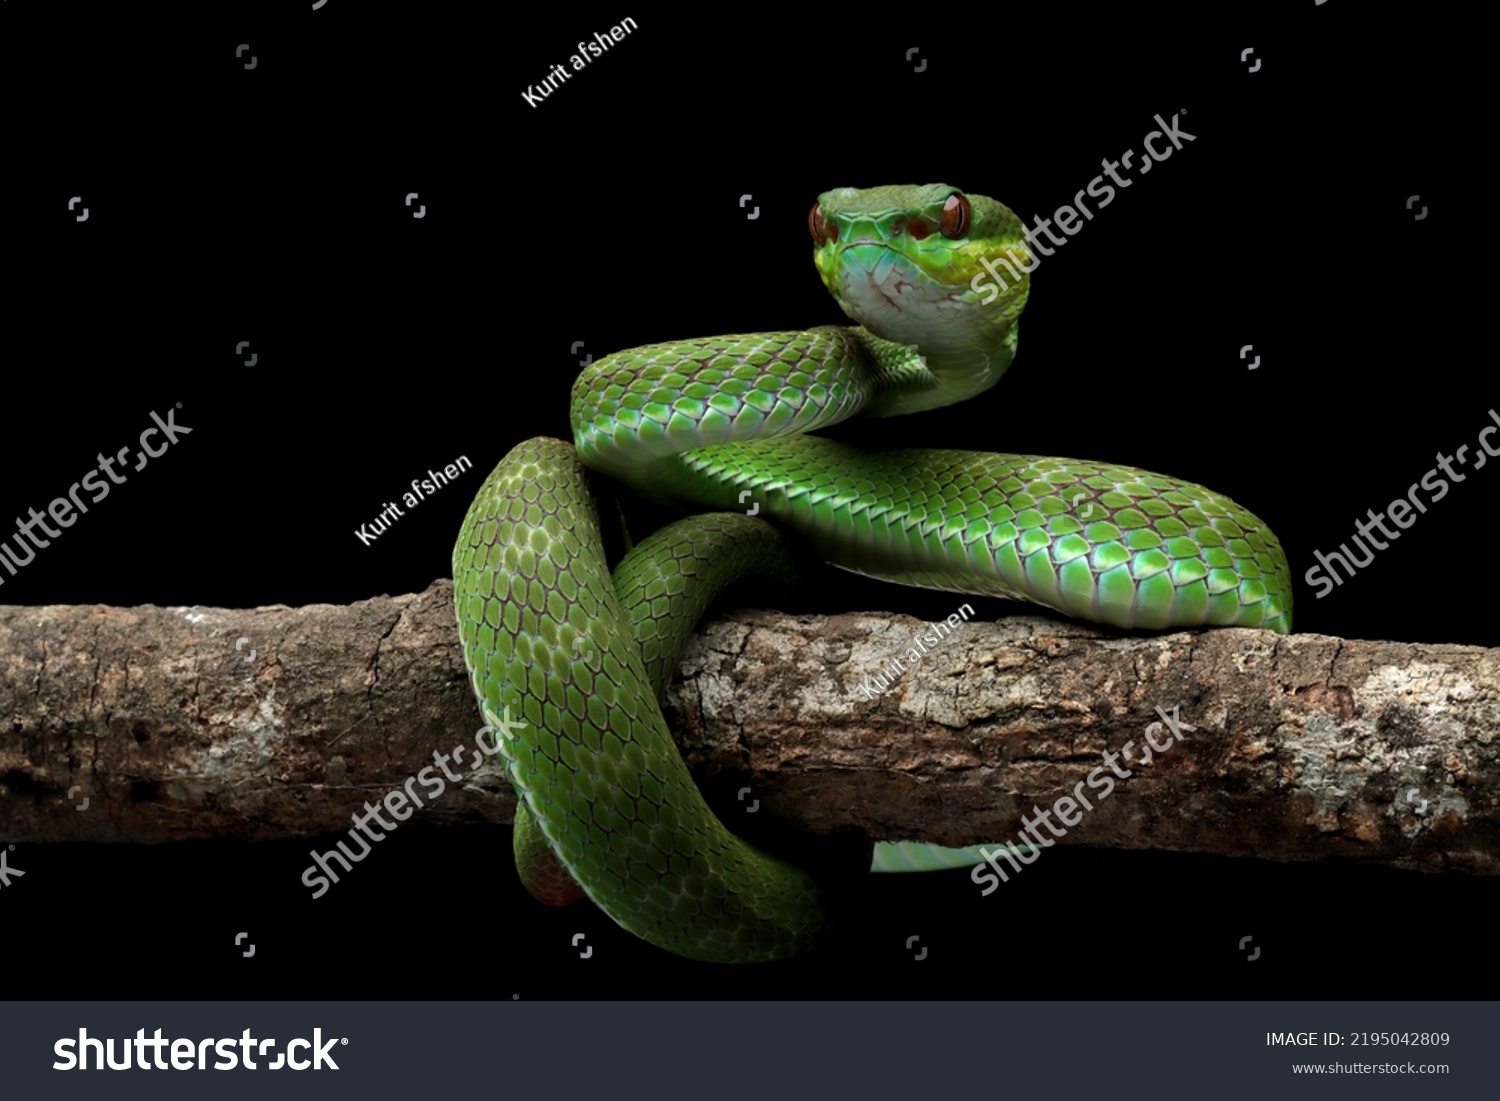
[2,583,1496,875]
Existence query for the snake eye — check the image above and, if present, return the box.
[940,193,971,239]
[808,203,837,245]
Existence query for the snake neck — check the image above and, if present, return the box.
[857,320,1020,419]
[571,318,1020,498]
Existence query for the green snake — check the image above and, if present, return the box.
[454,184,1292,963]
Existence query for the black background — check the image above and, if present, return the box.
[2,3,1491,1000]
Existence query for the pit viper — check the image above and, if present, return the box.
[454,184,1292,963]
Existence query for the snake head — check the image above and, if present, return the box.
[809,184,1032,347]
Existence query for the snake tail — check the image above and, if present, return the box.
[455,437,822,962]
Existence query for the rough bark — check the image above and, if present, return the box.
[1,583,1496,875]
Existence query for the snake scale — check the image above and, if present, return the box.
[454,185,1292,962]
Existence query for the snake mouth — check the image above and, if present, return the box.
[831,241,964,323]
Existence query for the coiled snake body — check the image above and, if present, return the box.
[455,185,1292,962]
